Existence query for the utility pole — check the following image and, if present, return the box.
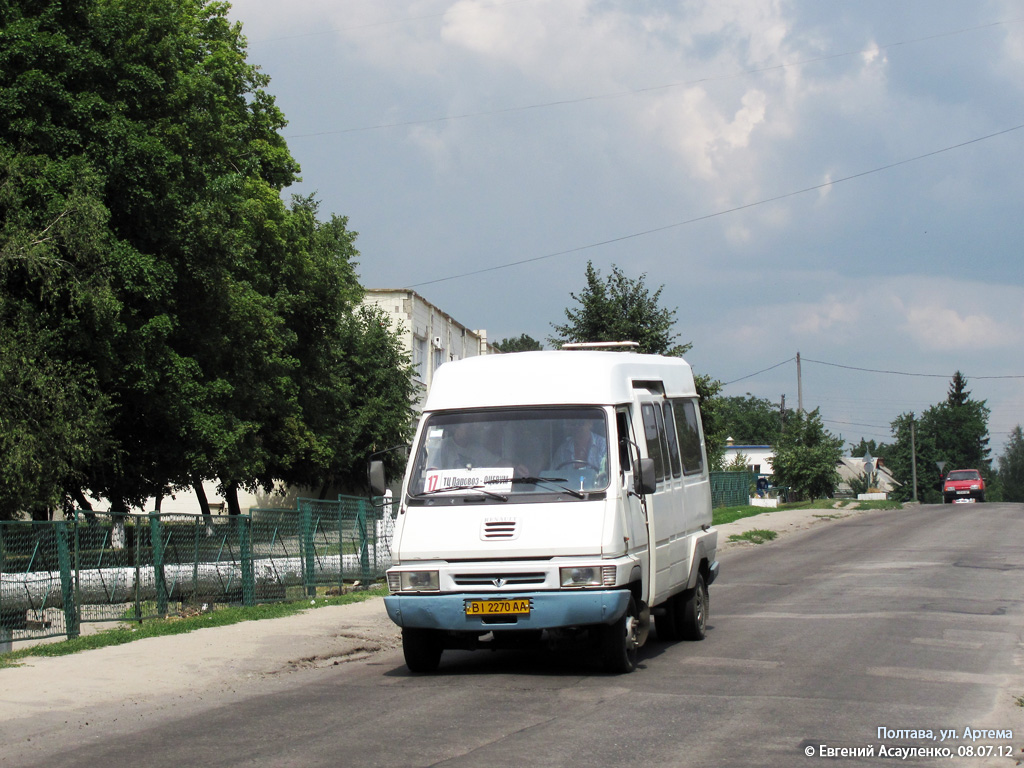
[796,351,803,414]
[780,394,786,427]
[910,416,918,502]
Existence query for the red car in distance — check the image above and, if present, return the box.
[943,469,985,503]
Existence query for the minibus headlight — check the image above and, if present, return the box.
[399,571,440,592]
[560,566,616,588]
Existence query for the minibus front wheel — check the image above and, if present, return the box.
[403,627,443,673]
[601,594,639,674]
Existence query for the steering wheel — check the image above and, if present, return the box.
[556,460,599,472]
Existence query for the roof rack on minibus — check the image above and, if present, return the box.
[560,341,640,350]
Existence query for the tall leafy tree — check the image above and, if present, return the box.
[549,260,724,464]
[884,374,990,503]
[770,408,844,501]
[716,394,788,445]
[549,261,691,356]
[494,334,543,353]
[924,372,991,472]
[850,438,892,461]
[0,0,415,517]
[0,144,124,520]
[693,373,726,470]
[885,412,936,502]
[997,426,1024,503]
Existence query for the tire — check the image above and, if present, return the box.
[402,627,443,673]
[601,595,640,673]
[679,573,708,641]
[655,602,680,642]
[655,591,686,642]
[978,493,985,503]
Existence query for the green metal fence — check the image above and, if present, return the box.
[710,471,755,508]
[0,519,77,646]
[0,495,390,647]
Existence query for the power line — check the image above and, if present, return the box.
[407,122,1024,288]
[721,355,1024,391]
[802,357,1024,380]
[281,18,1022,138]
[824,419,893,430]
[722,357,795,386]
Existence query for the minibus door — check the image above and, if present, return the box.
[634,393,677,608]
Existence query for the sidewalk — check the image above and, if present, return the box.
[0,503,897,724]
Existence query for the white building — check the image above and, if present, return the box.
[722,439,775,476]
[836,456,900,496]
[362,288,494,408]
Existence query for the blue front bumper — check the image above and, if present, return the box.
[385,590,632,631]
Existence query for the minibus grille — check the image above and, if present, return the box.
[481,519,518,540]
[453,572,547,587]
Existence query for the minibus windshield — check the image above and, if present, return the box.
[407,408,610,498]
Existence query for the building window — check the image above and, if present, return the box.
[413,336,427,381]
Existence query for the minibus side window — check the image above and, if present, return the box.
[662,402,683,478]
[672,398,705,476]
[641,402,667,482]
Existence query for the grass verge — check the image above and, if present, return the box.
[713,498,901,526]
[0,586,387,670]
[712,505,772,525]
[728,529,778,545]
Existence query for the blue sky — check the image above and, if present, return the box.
[229,0,1024,459]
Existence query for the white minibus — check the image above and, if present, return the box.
[370,348,719,673]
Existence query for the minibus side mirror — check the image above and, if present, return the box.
[634,458,656,496]
[369,460,387,497]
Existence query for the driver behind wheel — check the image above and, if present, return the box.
[551,418,608,487]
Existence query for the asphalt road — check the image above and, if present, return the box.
[5,503,1023,768]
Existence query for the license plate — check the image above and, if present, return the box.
[465,599,531,616]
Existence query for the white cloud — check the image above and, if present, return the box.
[791,295,863,336]
[900,304,1014,351]
[703,274,1024,357]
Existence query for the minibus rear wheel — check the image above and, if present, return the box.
[680,573,708,641]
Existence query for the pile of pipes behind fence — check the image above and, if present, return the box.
[0,495,394,647]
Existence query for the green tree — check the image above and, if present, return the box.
[725,452,750,471]
[0,0,415,517]
[716,394,788,445]
[923,372,991,473]
[693,373,726,470]
[0,148,122,519]
[549,261,691,356]
[998,426,1024,502]
[494,334,543,353]
[885,412,937,503]
[885,373,992,504]
[770,409,844,501]
[849,438,892,461]
[547,261,726,465]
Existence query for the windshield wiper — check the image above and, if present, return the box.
[413,484,508,502]
[497,476,585,499]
